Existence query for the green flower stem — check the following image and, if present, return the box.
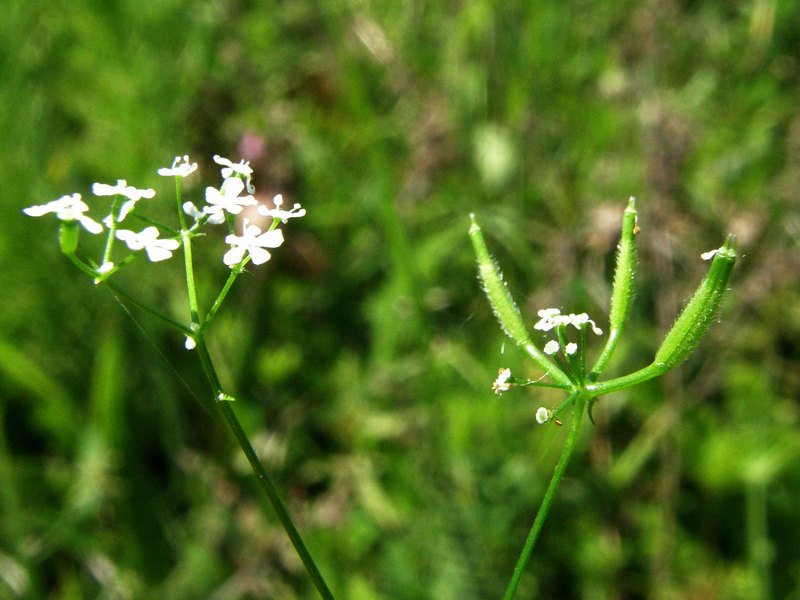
[174,177,188,232]
[194,341,335,600]
[202,266,243,331]
[590,197,637,381]
[587,361,667,396]
[101,197,122,268]
[503,392,587,600]
[65,251,102,279]
[181,230,201,327]
[102,279,191,335]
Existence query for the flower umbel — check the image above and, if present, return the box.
[23,194,103,234]
[116,227,180,262]
[534,309,602,335]
[223,219,284,267]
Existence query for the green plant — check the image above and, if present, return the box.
[23,155,334,599]
[470,198,737,600]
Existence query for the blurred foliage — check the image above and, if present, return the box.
[2,0,800,598]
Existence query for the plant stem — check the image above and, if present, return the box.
[195,341,335,600]
[587,362,667,396]
[503,393,587,600]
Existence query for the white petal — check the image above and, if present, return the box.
[223,247,246,266]
[255,228,284,249]
[78,215,103,234]
[248,247,272,265]
[145,245,173,262]
[543,340,560,355]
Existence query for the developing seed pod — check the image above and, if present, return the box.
[469,214,571,387]
[590,197,638,379]
[653,234,737,369]
[59,221,79,254]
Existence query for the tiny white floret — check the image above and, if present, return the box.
[256,194,306,223]
[183,201,225,225]
[701,248,720,260]
[116,227,180,262]
[223,219,284,267]
[23,193,103,234]
[184,336,197,350]
[543,340,560,355]
[92,180,156,221]
[565,342,578,355]
[213,155,254,193]
[204,177,257,217]
[536,407,550,424]
[492,368,512,395]
[158,155,198,178]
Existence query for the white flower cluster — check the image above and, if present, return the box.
[534,308,603,335]
[534,308,602,357]
[23,154,306,270]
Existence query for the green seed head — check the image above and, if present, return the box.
[654,234,737,369]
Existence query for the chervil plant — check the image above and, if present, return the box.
[24,155,333,599]
[470,198,737,600]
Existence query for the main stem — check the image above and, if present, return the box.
[503,393,587,600]
[195,342,335,600]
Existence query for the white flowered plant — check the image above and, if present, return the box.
[22,154,329,598]
[470,198,737,599]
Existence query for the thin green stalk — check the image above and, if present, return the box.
[202,267,241,330]
[181,231,200,326]
[503,393,587,600]
[103,279,191,334]
[194,341,335,600]
[587,362,667,396]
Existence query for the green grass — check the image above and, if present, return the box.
[2,1,800,598]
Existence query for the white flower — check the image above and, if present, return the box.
[534,308,602,335]
[158,155,198,178]
[23,193,103,234]
[536,407,550,424]
[184,336,197,350]
[213,155,254,193]
[701,248,720,260]
[97,262,114,274]
[565,342,578,355]
[183,201,225,225]
[534,308,571,331]
[92,179,156,221]
[223,219,284,267]
[204,177,257,217]
[116,226,180,262]
[543,340,560,355]
[257,194,306,223]
[568,313,603,335]
[492,368,512,395]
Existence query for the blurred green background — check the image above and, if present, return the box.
[2,1,800,598]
